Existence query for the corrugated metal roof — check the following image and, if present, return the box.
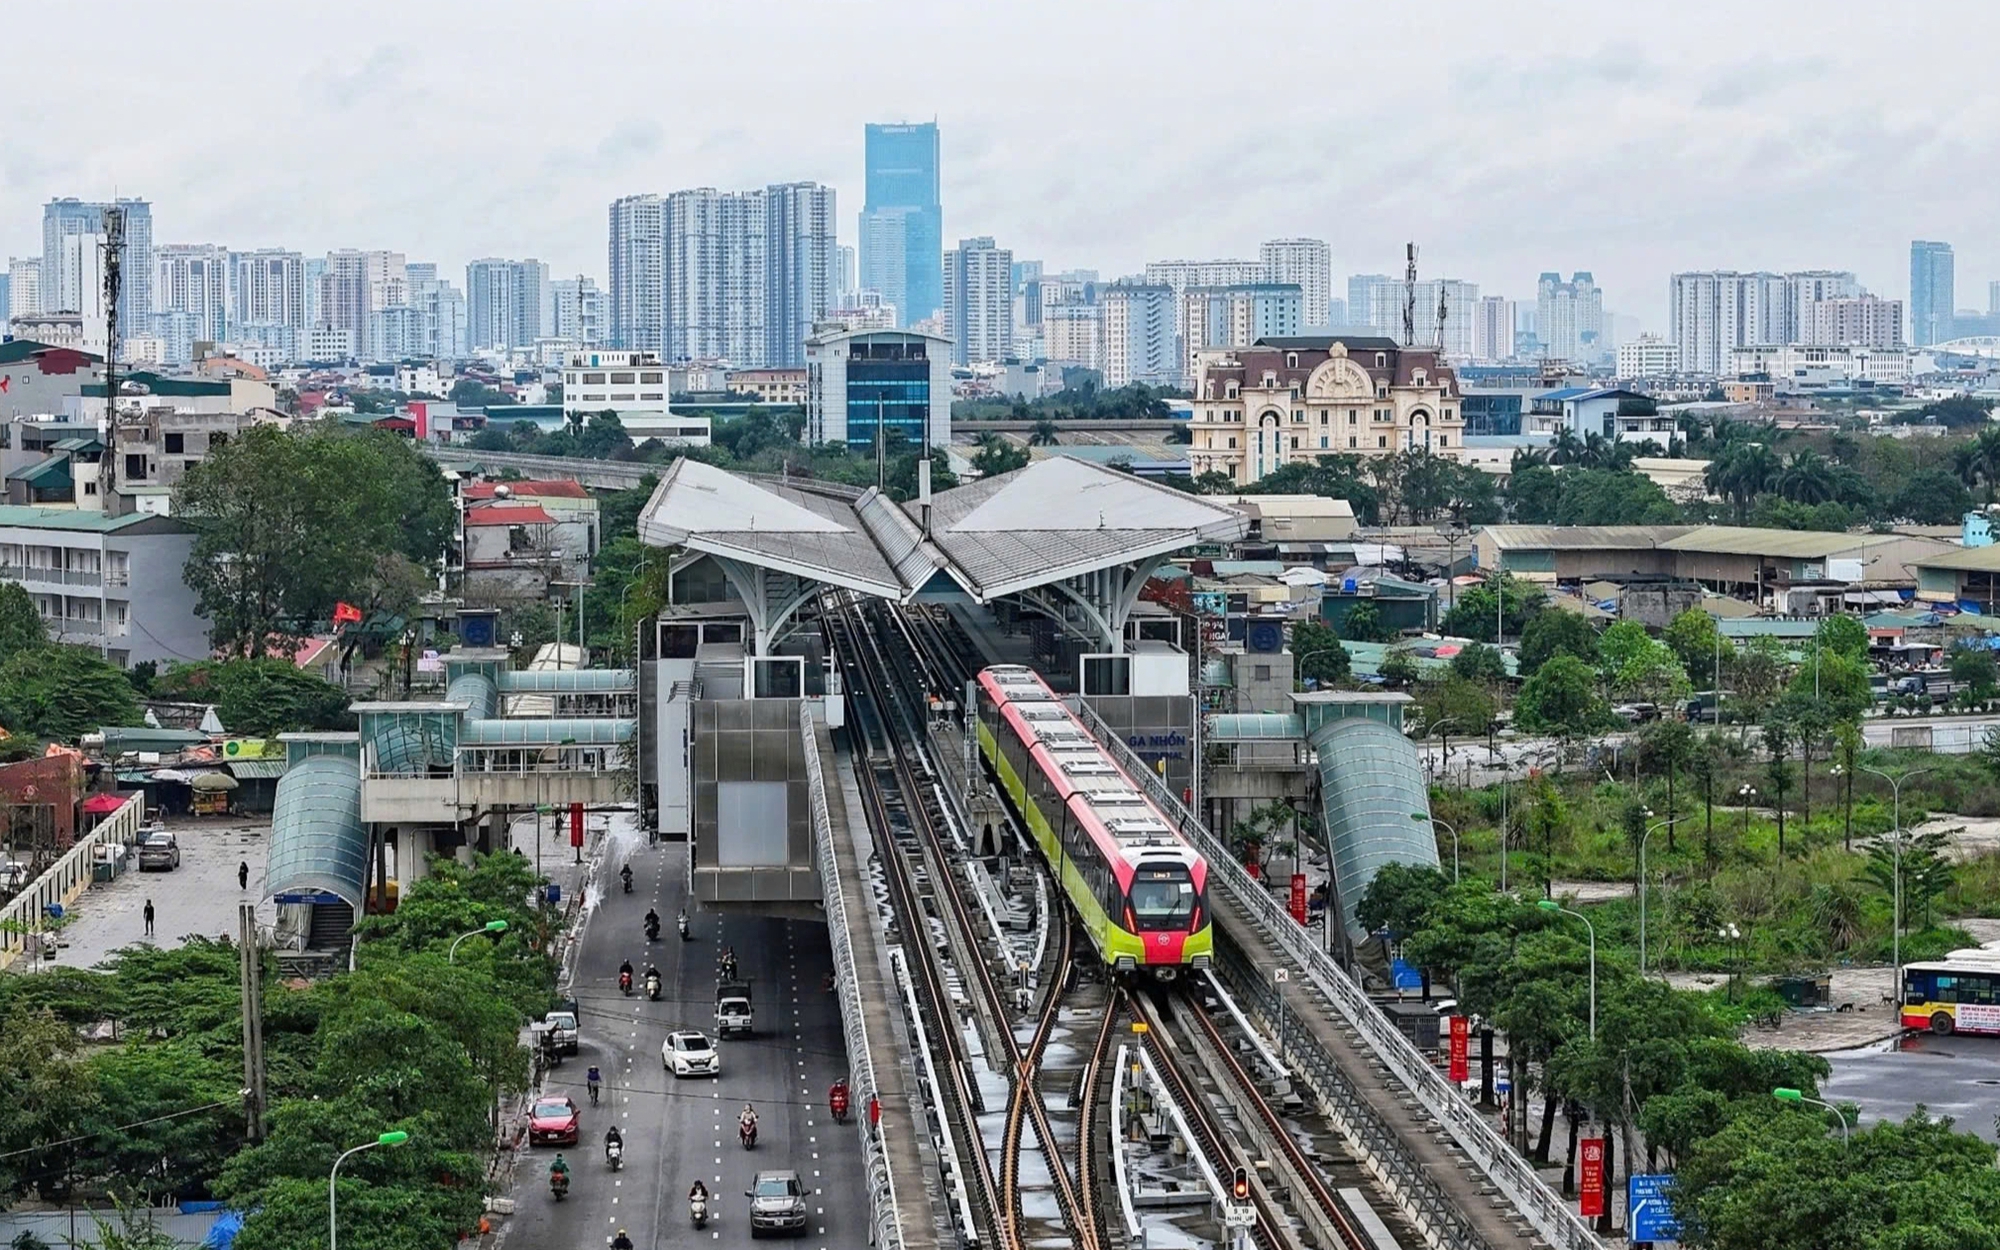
[1915,545,2000,573]
[1206,713,1304,741]
[268,755,367,910]
[225,758,289,780]
[458,718,634,746]
[6,454,70,487]
[1718,618,1820,638]
[1660,526,1907,559]
[1476,525,1689,550]
[496,669,636,693]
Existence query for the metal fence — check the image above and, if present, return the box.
[800,703,904,1250]
[0,795,145,969]
[1076,702,1604,1250]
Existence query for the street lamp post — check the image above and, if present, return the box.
[1411,812,1460,882]
[1718,922,1743,1000]
[1538,900,1596,1039]
[1738,783,1757,847]
[1773,1087,1850,1147]
[1292,646,1345,691]
[1636,812,1675,976]
[330,1130,410,1250]
[1860,764,1937,1011]
[448,919,510,963]
[1421,716,1464,788]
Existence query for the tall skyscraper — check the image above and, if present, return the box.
[859,122,942,328]
[608,194,667,354]
[1911,241,1955,347]
[764,182,838,366]
[152,244,231,359]
[1472,296,1517,363]
[1669,270,1852,372]
[42,198,152,343]
[1260,239,1332,327]
[1347,274,1396,332]
[410,272,468,359]
[7,257,41,318]
[1805,295,1904,348]
[319,250,406,360]
[229,249,306,340]
[1535,272,1605,362]
[549,277,604,348]
[466,257,549,352]
[1181,284,1304,378]
[838,245,857,301]
[943,236,1013,365]
[1099,281,1178,388]
[1784,270,1860,343]
[666,187,765,365]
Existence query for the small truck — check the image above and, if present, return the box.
[715,980,754,1039]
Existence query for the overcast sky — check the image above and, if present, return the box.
[8,0,1997,328]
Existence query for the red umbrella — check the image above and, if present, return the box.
[82,793,128,815]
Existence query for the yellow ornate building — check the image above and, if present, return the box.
[1186,335,1466,485]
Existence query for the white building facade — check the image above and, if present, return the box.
[607,194,667,355]
[1259,238,1332,326]
[1099,282,1179,388]
[943,236,1014,365]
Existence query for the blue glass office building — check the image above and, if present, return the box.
[804,325,952,449]
[860,123,943,328]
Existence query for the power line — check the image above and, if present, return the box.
[0,1101,234,1162]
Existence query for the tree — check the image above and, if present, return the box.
[1449,642,1508,684]
[1834,718,1862,852]
[1355,863,1451,940]
[1515,654,1609,740]
[176,426,452,656]
[1379,647,1421,690]
[1813,614,1869,662]
[1028,417,1060,446]
[1673,1110,2000,1250]
[1705,442,1781,524]
[1641,718,1696,851]
[1518,609,1600,677]
[575,410,633,459]
[1866,829,1954,932]
[1776,450,1838,504]
[1288,619,1350,685]
[1761,705,1796,856]
[1890,468,1974,524]
[1440,574,1545,643]
[1550,469,1683,526]
[1951,645,2000,702]
[1664,608,1724,684]
[1415,674,1499,737]
[971,434,1029,477]
[148,660,353,736]
[1340,600,1395,643]
[0,584,47,661]
[1507,464,1564,523]
[0,645,142,741]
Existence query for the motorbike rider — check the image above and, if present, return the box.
[611,1230,634,1250]
[689,1179,709,1203]
[605,1124,623,1151]
[549,1154,571,1185]
[618,959,634,994]
[586,1065,602,1104]
[620,863,633,889]
[644,908,661,938]
[677,908,689,937]
[720,946,738,979]
[739,1103,758,1136]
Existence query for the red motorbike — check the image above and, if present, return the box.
[829,1080,850,1124]
[619,970,633,996]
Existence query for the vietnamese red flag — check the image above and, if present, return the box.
[333,602,363,625]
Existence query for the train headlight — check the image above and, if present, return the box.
[1192,955,1211,970]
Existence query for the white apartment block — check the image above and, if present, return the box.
[230,249,306,335]
[1366,279,1478,358]
[943,236,1014,365]
[1181,285,1304,380]
[1728,343,1910,388]
[608,194,667,355]
[0,509,205,668]
[1805,295,1905,348]
[1042,303,1102,371]
[465,257,549,353]
[319,250,406,360]
[1616,334,1681,377]
[1259,238,1332,327]
[7,258,40,318]
[666,187,765,366]
[153,244,231,355]
[763,181,839,367]
[1471,296,1516,363]
[1670,269,1859,374]
[1536,272,1604,362]
[307,326,356,360]
[549,277,604,348]
[1099,282,1177,388]
[562,349,670,417]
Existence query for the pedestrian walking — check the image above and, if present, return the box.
[143,898,156,938]
[238,861,250,891]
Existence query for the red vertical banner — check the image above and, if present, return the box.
[569,802,584,848]
[1288,874,1308,924]
[1448,1015,1470,1083]
[1578,1138,1605,1218]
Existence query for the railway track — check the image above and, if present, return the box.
[834,599,1099,1250]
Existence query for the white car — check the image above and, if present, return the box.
[664,1030,719,1078]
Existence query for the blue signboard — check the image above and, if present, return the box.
[273,890,342,905]
[1628,1173,1679,1243]
[1390,957,1423,991]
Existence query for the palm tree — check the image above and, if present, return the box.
[1028,417,1060,447]
[1706,442,1779,524]
[1957,426,2000,502]
[1511,447,1551,473]
[1549,428,1586,466]
[1777,450,1837,505]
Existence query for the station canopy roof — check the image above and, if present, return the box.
[637,454,1248,603]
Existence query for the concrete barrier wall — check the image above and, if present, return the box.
[0,795,144,970]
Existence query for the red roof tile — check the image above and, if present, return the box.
[465,504,556,526]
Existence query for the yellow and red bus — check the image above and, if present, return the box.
[1902,956,2000,1035]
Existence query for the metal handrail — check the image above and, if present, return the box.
[801,703,905,1250]
[1075,702,1604,1250]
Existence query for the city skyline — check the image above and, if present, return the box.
[2,0,1993,331]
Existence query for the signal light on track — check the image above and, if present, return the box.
[1231,1166,1249,1201]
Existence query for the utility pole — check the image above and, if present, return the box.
[1401,243,1418,347]
[239,901,267,1140]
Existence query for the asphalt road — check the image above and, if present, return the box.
[503,840,866,1249]
[1823,1032,2000,1142]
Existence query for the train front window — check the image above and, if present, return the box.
[1128,867,1196,931]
